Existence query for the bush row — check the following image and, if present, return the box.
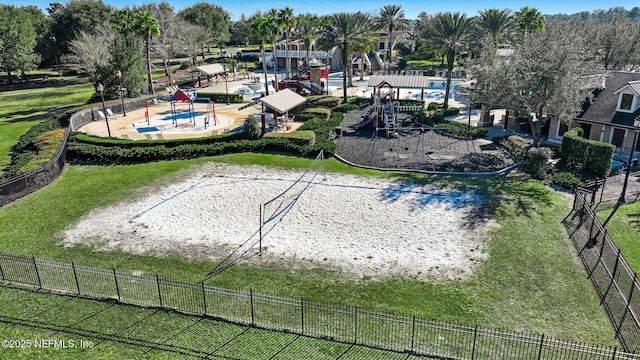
[560,128,615,178]
[197,92,244,104]
[3,112,71,177]
[71,132,243,148]
[263,130,316,146]
[298,110,342,156]
[67,138,310,163]
[434,122,487,139]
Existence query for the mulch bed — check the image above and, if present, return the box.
[334,109,516,173]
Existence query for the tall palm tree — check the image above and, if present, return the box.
[375,5,410,74]
[277,6,296,79]
[477,8,512,49]
[317,12,368,101]
[266,9,281,91]
[514,6,544,37]
[427,12,473,108]
[352,14,376,82]
[296,14,322,62]
[134,10,160,94]
[110,9,136,47]
[251,15,271,95]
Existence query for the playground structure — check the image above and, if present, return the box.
[354,81,424,139]
[278,60,329,95]
[168,88,218,130]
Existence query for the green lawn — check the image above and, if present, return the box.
[1,286,417,359]
[0,82,94,174]
[597,202,640,273]
[0,153,615,346]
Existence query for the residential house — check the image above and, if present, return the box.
[547,72,640,161]
[272,30,396,75]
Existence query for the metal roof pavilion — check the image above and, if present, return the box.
[367,75,434,89]
[259,89,307,114]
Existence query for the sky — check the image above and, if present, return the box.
[2,0,639,21]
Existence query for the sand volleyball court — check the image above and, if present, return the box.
[64,163,488,280]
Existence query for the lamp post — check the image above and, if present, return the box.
[467,83,475,135]
[116,70,126,117]
[223,63,230,105]
[97,83,111,137]
[618,118,640,204]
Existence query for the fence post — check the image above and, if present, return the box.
[0,255,5,280]
[611,345,617,360]
[354,305,358,344]
[471,324,478,360]
[156,273,163,307]
[201,281,207,315]
[250,289,255,326]
[615,272,637,342]
[537,333,544,360]
[410,315,416,352]
[71,261,80,295]
[301,297,305,335]
[32,255,42,288]
[113,268,120,301]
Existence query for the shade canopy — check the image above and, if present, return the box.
[196,64,226,75]
[259,89,306,114]
[368,75,433,89]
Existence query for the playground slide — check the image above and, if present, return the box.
[355,114,377,129]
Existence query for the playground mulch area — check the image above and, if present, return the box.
[335,109,516,173]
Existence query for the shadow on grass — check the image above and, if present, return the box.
[5,105,79,124]
[0,77,89,92]
[0,285,437,359]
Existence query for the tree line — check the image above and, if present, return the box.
[1,1,639,113]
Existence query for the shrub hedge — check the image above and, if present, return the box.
[67,138,307,163]
[263,130,316,146]
[552,171,585,190]
[332,103,359,113]
[71,132,244,148]
[560,128,615,177]
[301,107,331,120]
[3,112,71,177]
[197,92,244,103]
[434,122,487,139]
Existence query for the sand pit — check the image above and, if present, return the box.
[63,163,488,280]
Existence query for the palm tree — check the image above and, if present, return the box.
[251,15,271,95]
[514,6,544,37]
[375,5,410,74]
[477,8,512,49]
[427,12,473,108]
[296,14,322,62]
[317,12,368,101]
[352,14,376,82]
[134,10,160,94]
[110,9,135,47]
[266,9,281,91]
[277,6,296,79]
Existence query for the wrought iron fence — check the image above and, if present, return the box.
[563,189,640,353]
[0,252,637,360]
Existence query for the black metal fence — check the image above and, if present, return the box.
[563,189,640,354]
[0,252,637,360]
[0,97,154,207]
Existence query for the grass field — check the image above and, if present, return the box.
[597,202,640,273]
[0,153,615,347]
[0,81,94,174]
[1,285,419,359]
